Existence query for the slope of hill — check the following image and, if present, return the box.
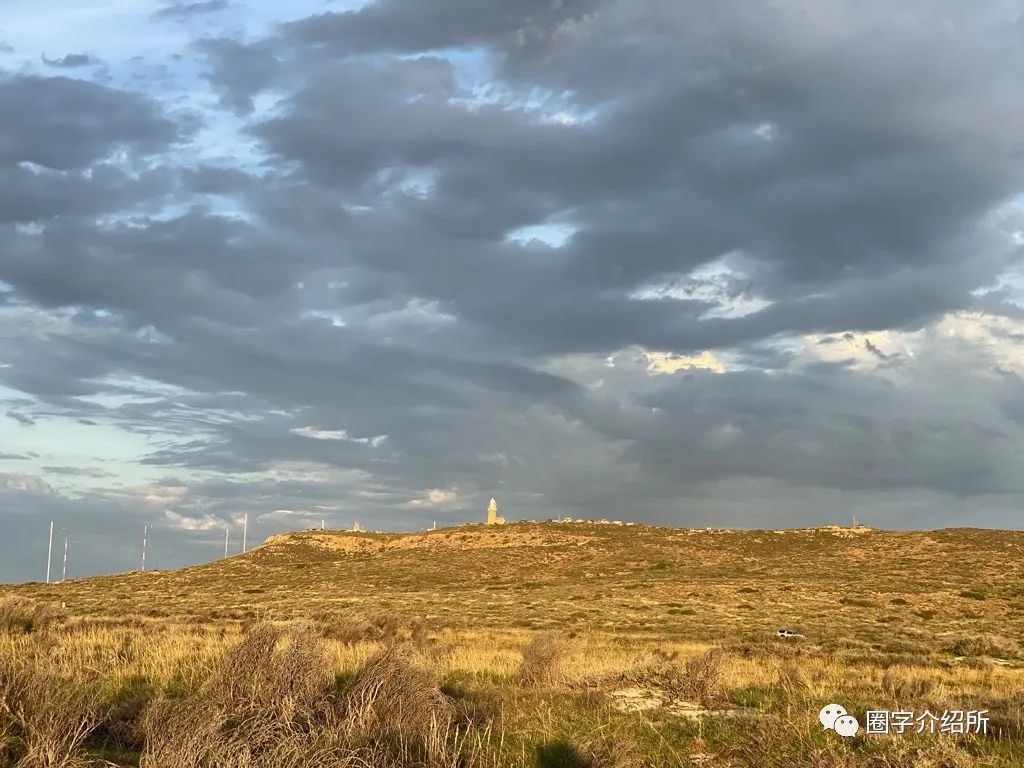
[4,522,1024,767]
[13,522,1024,651]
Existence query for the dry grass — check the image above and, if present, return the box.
[0,596,65,636]
[3,524,1024,766]
[0,650,104,767]
[0,613,1022,766]
[517,633,574,687]
[346,643,454,739]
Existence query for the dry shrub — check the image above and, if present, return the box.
[881,668,936,703]
[447,683,506,728]
[140,698,225,768]
[775,660,808,695]
[207,620,332,718]
[574,736,643,768]
[345,643,454,739]
[321,614,379,644]
[682,648,726,707]
[517,632,572,686]
[206,621,284,709]
[626,647,727,709]
[947,634,1021,659]
[0,652,103,768]
[142,624,465,768]
[726,716,977,768]
[0,596,65,635]
[141,621,336,768]
[99,675,157,752]
[321,611,403,644]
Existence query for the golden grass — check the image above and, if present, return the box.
[2,523,1024,766]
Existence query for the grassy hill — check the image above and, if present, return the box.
[14,522,1024,653]
[3,522,1024,767]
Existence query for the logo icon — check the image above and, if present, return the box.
[820,704,860,737]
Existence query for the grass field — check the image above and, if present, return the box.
[2,522,1024,766]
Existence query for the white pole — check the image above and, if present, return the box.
[242,514,248,553]
[62,534,68,582]
[46,521,53,584]
[321,519,325,531]
[224,528,229,559]
[142,525,148,572]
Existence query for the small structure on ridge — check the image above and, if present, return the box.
[486,497,506,525]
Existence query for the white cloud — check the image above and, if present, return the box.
[407,488,459,508]
[292,426,352,440]
[1,472,53,494]
[644,349,726,374]
[292,426,387,445]
[631,253,774,319]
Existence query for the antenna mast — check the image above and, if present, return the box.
[242,514,248,553]
[46,521,53,584]
[224,528,229,559]
[142,525,148,572]
[62,533,68,582]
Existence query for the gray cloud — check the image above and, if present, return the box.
[5,411,34,426]
[155,0,230,20]
[1,0,1024,581]
[0,73,186,170]
[41,53,100,68]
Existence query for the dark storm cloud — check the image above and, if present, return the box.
[210,1,1023,357]
[2,0,1024,581]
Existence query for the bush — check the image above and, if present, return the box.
[99,674,156,752]
[345,643,454,739]
[574,735,643,768]
[881,669,935,702]
[947,634,1020,659]
[0,596,65,635]
[682,648,726,708]
[0,652,104,768]
[517,633,572,686]
[320,611,406,644]
[142,621,336,767]
[627,647,727,709]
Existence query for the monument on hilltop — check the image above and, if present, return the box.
[486,497,506,525]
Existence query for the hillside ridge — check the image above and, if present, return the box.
[9,522,1023,649]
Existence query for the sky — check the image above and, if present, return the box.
[2,0,1024,582]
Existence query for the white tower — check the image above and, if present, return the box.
[486,497,505,525]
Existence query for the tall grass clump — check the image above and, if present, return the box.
[345,643,454,739]
[141,621,337,767]
[0,651,104,767]
[517,633,572,686]
[140,621,480,767]
[0,596,65,635]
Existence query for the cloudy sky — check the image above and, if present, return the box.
[2,0,1024,582]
